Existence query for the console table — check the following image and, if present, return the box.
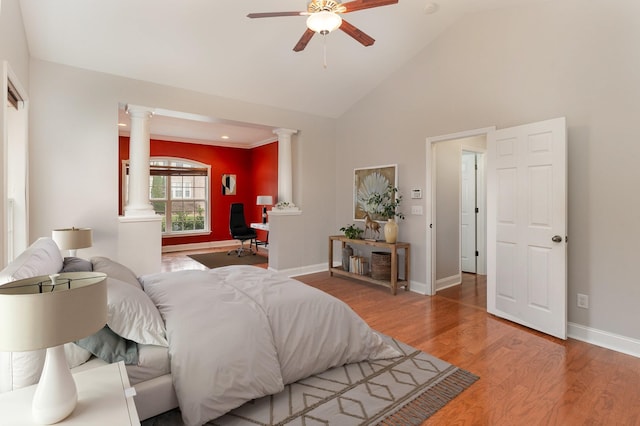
[329,236,410,295]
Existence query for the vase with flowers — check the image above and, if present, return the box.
[364,185,404,243]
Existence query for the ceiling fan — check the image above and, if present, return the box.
[247,0,399,52]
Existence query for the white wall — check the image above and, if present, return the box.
[336,0,640,341]
[28,59,337,268]
[0,0,28,82]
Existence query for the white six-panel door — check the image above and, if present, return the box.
[487,117,567,339]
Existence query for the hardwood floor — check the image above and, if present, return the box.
[437,272,487,309]
[161,251,640,425]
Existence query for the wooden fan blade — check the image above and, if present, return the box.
[342,0,398,13]
[340,19,375,47]
[247,11,306,18]
[293,29,316,52]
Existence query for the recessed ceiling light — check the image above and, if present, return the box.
[424,2,439,14]
[221,135,230,140]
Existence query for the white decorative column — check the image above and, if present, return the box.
[118,104,162,276]
[273,128,298,205]
[268,128,301,273]
[124,104,155,217]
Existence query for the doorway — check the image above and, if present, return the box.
[425,127,494,296]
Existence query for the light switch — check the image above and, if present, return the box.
[411,205,423,215]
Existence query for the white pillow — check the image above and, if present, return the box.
[106,277,168,347]
[0,237,63,285]
[64,343,92,368]
[0,237,66,392]
[0,350,45,392]
[0,344,91,392]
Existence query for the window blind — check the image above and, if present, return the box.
[125,165,209,176]
[7,79,22,109]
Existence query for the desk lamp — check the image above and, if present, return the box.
[0,272,107,424]
[256,196,273,224]
[52,228,93,257]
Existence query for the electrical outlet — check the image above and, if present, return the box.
[411,205,423,215]
[577,293,589,309]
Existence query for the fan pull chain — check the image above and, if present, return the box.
[323,35,327,68]
[323,35,328,69]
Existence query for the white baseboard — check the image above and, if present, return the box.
[409,281,428,295]
[435,274,461,291]
[568,322,640,359]
[274,263,327,278]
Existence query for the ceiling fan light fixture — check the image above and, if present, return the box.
[306,11,342,34]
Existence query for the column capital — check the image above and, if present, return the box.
[273,128,298,138]
[125,104,155,119]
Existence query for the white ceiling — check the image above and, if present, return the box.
[19,0,549,146]
[116,107,277,148]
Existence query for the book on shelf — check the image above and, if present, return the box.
[349,255,369,275]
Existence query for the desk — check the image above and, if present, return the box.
[250,223,269,247]
[0,361,140,425]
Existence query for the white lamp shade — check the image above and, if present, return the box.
[256,195,274,206]
[306,11,343,33]
[0,272,107,351]
[52,228,93,251]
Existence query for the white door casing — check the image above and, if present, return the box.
[461,151,477,273]
[487,117,567,339]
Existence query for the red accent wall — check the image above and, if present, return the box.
[249,142,278,243]
[119,137,278,246]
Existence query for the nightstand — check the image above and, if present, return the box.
[0,361,140,425]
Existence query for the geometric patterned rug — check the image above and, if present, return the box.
[142,335,478,426]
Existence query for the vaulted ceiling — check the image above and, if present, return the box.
[19,0,549,144]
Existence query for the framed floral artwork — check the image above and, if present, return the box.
[353,164,397,221]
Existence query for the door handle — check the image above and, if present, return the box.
[552,235,562,243]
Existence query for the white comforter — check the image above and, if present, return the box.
[140,266,399,426]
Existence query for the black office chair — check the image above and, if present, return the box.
[227,203,257,257]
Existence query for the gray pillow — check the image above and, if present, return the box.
[75,326,138,365]
[60,257,93,272]
[91,256,142,289]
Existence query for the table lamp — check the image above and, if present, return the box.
[52,227,93,257]
[0,272,107,424]
[256,195,273,224]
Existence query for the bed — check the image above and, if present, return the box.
[0,238,400,426]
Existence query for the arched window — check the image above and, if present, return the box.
[124,158,210,235]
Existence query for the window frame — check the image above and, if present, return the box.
[121,157,211,237]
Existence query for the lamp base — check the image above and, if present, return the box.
[262,206,267,224]
[32,345,78,424]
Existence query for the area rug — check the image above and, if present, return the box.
[188,252,268,269]
[141,335,478,426]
